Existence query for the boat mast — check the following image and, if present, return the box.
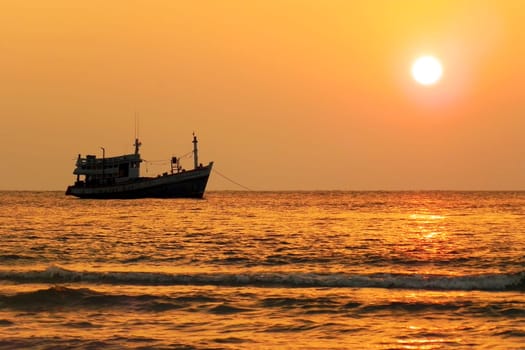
[101,147,105,182]
[192,133,199,169]
[134,114,141,155]
[134,138,141,155]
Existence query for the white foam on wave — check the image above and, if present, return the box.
[1,266,524,291]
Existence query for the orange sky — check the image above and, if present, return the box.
[1,1,524,190]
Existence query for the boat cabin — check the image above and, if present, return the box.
[73,139,142,186]
[73,153,141,186]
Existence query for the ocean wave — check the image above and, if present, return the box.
[1,285,525,320]
[0,265,524,291]
[0,254,36,261]
[0,285,185,312]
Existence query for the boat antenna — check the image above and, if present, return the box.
[135,113,138,139]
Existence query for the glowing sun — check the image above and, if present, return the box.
[411,55,443,85]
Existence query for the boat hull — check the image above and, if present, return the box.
[66,162,213,199]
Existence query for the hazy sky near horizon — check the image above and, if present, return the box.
[1,1,524,190]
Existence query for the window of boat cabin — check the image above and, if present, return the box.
[119,163,129,177]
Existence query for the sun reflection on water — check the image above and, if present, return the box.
[386,211,459,271]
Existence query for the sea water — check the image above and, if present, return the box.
[0,191,524,349]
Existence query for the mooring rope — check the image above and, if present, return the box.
[212,168,254,191]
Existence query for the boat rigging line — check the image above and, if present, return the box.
[140,146,253,191]
[212,168,253,191]
[143,150,194,166]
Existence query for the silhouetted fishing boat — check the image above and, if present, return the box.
[66,134,213,199]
